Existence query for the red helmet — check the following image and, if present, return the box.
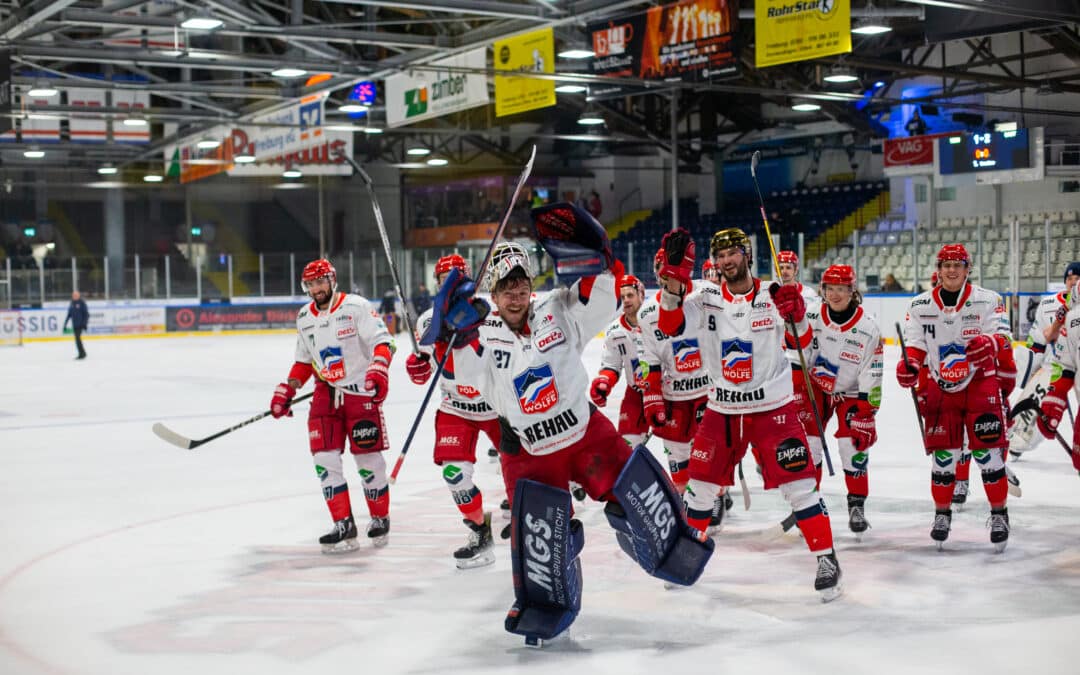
[619,274,645,294]
[937,244,970,266]
[821,264,855,287]
[653,248,666,274]
[702,259,714,272]
[435,254,468,280]
[930,271,940,286]
[301,259,337,292]
[777,250,799,268]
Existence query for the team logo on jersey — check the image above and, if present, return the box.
[318,345,346,382]
[672,338,703,372]
[513,364,559,414]
[937,343,970,383]
[456,384,481,398]
[811,356,839,393]
[720,338,753,384]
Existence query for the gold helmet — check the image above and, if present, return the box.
[710,228,751,258]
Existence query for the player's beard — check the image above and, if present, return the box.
[311,288,332,309]
[721,260,751,287]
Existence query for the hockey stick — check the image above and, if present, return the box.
[750,150,835,477]
[895,322,926,438]
[737,462,751,510]
[343,155,419,355]
[152,392,314,450]
[1009,396,1074,456]
[388,145,538,484]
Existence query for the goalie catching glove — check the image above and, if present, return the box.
[532,202,614,282]
[419,267,490,346]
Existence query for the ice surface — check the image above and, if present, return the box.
[2,334,1078,675]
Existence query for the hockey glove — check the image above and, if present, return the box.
[658,228,695,285]
[590,370,617,407]
[966,334,997,373]
[365,356,391,403]
[270,382,296,418]
[896,348,925,389]
[769,283,806,324]
[847,401,877,451]
[420,268,489,346]
[1037,391,1066,439]
[642,370,667,426]
[406,352,432,385]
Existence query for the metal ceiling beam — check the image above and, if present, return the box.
[13,44,373,76]
[897,0,1080,24]
[822,54,1080,94]
[11,74,286,99]
[0,0,78,39]
[321,0,557,21]
[56,9,443,49]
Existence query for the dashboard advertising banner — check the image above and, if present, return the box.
[166,304,300,332]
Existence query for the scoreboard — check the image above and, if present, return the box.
[938,129,1032,174]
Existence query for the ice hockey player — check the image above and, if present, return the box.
[270,259,394,553]
[1037,289,1080,473]
[591,274,650,448]
[898,244,1013,552]
[639,247,728,530]
[799,264,883,540]
[656,226,842,601]
[778,250,821,306]
[1009,261,1080,457]
[421,203,713,645]
[407,254,499,569]
[702,258,720,284]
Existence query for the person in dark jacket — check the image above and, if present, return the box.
[412,283,432,316]
[64,291,89,359]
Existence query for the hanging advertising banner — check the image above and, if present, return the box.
[163,94,352,183]
[385,47,489,127]
[67,87,108,143]
[882,132,960,177]
[19,87,61,143]
[755,0,851,68]
[493,28,555,117]
[112,89,150,143]
[589,0,737,82]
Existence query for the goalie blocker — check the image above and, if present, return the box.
[532,202,614,284]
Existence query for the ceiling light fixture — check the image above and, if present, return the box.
[338,104,368,113]
[180,17,223,30]
[578,110,605,125]
[196,137,221,149]
[426,157,449,167]
[791,102,822,112]
[406,147,431,156]
[123,116,148,126]
[282,167,303,178]
[363,127,383,134]
[143,174,163,183]
[271,67,307,78]
[97,165,118,175]
[823,67,858,84]
[233,153,256,164]
[23,147,45,159]
[27,81,58,97]
[558,49,595,59]
[555,84,588,94]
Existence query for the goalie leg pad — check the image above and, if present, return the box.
[605,447,714,586]
[504,479,584,643]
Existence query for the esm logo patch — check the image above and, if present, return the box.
[513,364,559,414]
[351,419,381,450]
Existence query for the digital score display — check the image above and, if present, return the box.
[938,129,1031,174]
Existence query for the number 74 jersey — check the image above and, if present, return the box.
[903,283,1010,392]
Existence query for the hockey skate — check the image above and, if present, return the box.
[931,509,952,550]
[488,446,499,463]
[367,516,390,547]
[1005,465,1022,497]
[319,515,359,554]
[455,512,495,569]
[988,508,1010,553]
[951,480,969,508]
[501,497,511,520]
[847,495,870,541]
[707,495,726,535]
[814,552,843,602]
[570,482,587,502]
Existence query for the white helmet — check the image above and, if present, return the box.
[484,241,532,292]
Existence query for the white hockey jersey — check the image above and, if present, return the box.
[449,274,619,455]
[598,313,645,388]
[795,282,821,307]
[638,292,713,400]
[416,307,498,421]
[1027,290,1069,353]
[805,304,884,405]
[294,293,394,396]
[660,278,808,414]
[903,283,1011,393]
[1051,302,1080,395]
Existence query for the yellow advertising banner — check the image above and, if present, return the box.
[755,0,851,68]
[493,27,556,117]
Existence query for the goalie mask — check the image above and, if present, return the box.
[485,241,532,292]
